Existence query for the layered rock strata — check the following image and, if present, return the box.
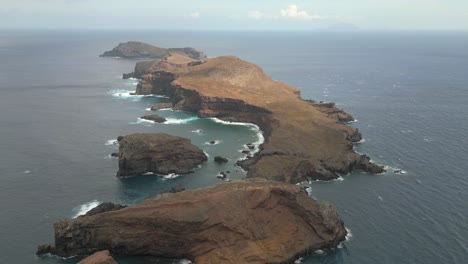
[133,54,384,182]
[37,179,347,263]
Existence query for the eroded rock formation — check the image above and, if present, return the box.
[117,133,207,177]
[37,179,347,263]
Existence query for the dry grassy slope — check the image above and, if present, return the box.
[172,56,361,179]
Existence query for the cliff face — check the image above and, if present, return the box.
[117,133,207,177]
[37,179,347,263]
[133,55,384,182]
[100,41,206,60]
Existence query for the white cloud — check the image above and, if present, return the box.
[280,4,326,20]
[190,12,200,19]
[248,10,265,20]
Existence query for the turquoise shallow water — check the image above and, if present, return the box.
[0,30,467,264]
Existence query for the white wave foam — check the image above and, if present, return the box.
[311,176,344,183]
[164,117,199,124]
[105,139,118,146]
[191,129,204,133]
[294,257,303,263]
[158,108,174,111]
[23,170,31,174]
[315,249,325,255]
[73,200,101,218]
[355,138,366,144]
[209,117,256,127]
[127,77,138,81]
[136,117,156,124]
[203,151,210,158]
[208,118,265,161]
[205,140,221,145]
[345,227,353,240]
[145,107,152,111]
[109,89,169,99]
[162,173,180,179]
[110,90,137,98]
[383,165,408,175]
[178,260,192,264]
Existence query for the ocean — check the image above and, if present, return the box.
[0,30,467,264]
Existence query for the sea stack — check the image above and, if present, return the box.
[116,133,207,177]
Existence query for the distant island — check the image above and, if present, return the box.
[100,41,206,60]
[38,41,383,264]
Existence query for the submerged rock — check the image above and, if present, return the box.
[117,133,207,177]
[122,72,134,79]
[140,114,166,123]
[78,250,117,264]
[150,102,173,111]
[37,179,347,263]
[214,156,228,163]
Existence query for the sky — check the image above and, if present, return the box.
[1,0,468,31]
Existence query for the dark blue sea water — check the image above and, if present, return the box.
[0,30,467,264]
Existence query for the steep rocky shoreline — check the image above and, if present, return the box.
[37,44,383,263]
[133,53,384,182]
[37,179,347,263]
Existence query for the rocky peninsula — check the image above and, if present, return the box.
[100,41,206,60]
[37,179,347,263]
[116,133,207,177]
[133,53,384,182]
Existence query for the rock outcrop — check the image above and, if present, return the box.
[310,101,355,123]
[131,54,384,182]
[150,102,173,111]
[37,179,347,263]
[117,133,207,177]
[100,41,206,60]
[140,114,166,123]
[83,203,127,217]
[78,250,117,264]
[214,156,228,163]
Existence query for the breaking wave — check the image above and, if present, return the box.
[164,117,199,124]
[72,200,101,218]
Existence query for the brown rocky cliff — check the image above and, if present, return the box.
[134,55,384,182]
[37,179,347,263]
